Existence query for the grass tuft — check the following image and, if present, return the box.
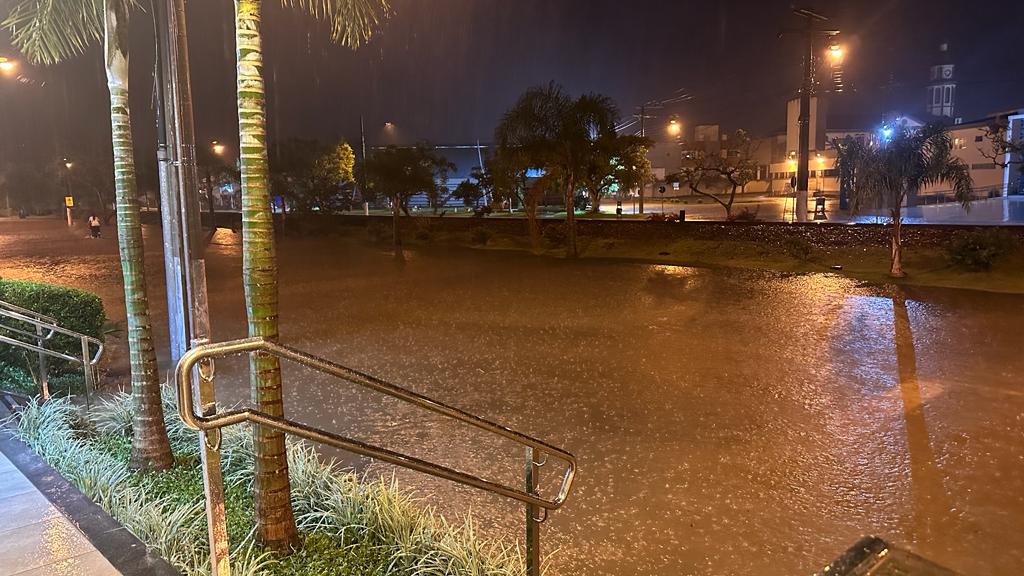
[7,394,530,575]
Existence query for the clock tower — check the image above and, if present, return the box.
[926,43,956,118]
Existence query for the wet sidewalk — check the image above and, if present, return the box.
[0,404,177,576]
[0,448,119,573]
[0,449,120,576]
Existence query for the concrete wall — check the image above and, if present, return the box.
[145,211,1024,250]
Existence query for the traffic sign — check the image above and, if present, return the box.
[64,196,74,207]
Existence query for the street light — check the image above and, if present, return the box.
[667,117,682,137]
[62,159,74,227]
[0,57,16,73]
[827,41,844,63]
[211,140,225,156]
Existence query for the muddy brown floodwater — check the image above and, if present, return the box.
[2,218,1022,575]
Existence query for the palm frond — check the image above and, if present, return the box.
[2,0,104,65]
[281,0,390,48]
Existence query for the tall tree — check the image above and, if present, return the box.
[362,144,453,253]
[271,139,356,214]
[833,123,974,277]
[981,116,1024,194]
[668,129,758,220]
[578,134,651,213]
[496,83,619,257]
[3,0,173,471]
[231,0,389,552]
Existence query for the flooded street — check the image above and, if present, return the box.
[2,218,1023,575]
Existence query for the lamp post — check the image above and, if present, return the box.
[62,159,74,226]
[781,8,839,222]
[206,140,224,223]
[0,57,16,73]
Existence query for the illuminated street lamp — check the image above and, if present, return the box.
[0,57,16,73]
[667,117,682,137]
[62,158,74,226]
[211,140,225,156]
[828,41,844,63]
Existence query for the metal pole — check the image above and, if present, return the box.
[360,115,370,210]
[35,325,48,400]
[159,0,228,572]
[796,18,814,222]
[152,0,189,366]
[638,105,645,215]
[525,447,541,576]
[80,336,91,411]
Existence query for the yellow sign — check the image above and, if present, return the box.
[64,196,74,207]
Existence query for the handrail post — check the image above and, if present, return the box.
[79,335,92,411]
[525,447,541,576]
[35,325,49,400]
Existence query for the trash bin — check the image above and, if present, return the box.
[813,197,827,220]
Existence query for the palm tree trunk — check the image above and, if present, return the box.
[234,0,299,553]
[104,0,172,472]
[890,208,904,277]
[565,175,577,257]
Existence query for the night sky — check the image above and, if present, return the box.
[2,0,1023,176]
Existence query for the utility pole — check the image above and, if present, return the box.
[360,115,370,213]
[638,104,645,214]
[154,0,227,573]
[782,8,838,223]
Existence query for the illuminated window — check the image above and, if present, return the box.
[953,137,966,150]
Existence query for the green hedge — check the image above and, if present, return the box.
[0,279,106,396]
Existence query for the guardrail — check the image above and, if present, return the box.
[0,300,104,407]
[175,336,577,576]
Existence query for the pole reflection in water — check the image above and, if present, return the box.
[891,292,955,554]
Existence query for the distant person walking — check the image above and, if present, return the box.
[88,214,102,238]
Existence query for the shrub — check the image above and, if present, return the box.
[413,220,435,243]
[0,280,105,396]
[7,394,527,576]
[781,236,813,261]
[469,227,492,246]
[730,206,760,221]
[947,229,1018,271]
[366,221,388,243]
[541,223,567,247]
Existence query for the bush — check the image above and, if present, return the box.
[366,221,387,243]
[541,223,567,247]
[469,227,493,246]
[947,229,1018,270]
[8,394,526,576]
[0,280,105,395]
[781,236,813,261]
[730,206,760,221]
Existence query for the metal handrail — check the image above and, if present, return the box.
[0,307,103,364]
[0,303,104,407]
[175,336,577,576]
[0,300,59,324]
[175,337,576,510]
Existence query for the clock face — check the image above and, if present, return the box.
[943,67,953,79]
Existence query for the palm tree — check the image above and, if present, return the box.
[496,83,619,257]
[231,0,389,552]
[833,123,973,277]
[4,0,173,471]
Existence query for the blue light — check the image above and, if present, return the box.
[881,126,894,140]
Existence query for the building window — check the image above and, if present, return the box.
[953,137,966,149]
[943,86,952,105]
[932,87,940,105]
[975,135,984,142]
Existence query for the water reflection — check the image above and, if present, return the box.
[891,293,955,553]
